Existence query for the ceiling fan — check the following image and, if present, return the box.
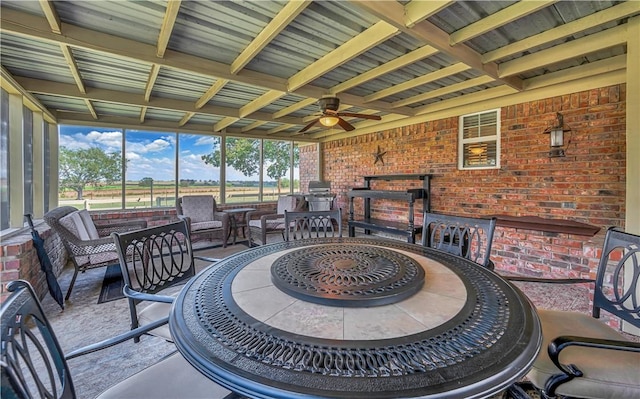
[298,96,381,133]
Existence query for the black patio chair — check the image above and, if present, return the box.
[0,280,234,399]
[111,219,196,342]
[506,227,640,399]
[421,212,497,270]
[284,208,342,241]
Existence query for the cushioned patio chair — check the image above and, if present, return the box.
[421,212,497,270]
[284,208,342,241]
[177,195,230,248]
[506,227,640,399]
[111,219,196,342]
[43,206,147,300]
[0,280,235,399]
[246,195,307,246]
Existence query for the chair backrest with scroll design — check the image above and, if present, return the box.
[284,209,342,241]
[422,212,497,270]
[592,227,640,323]
[112,220,196,339]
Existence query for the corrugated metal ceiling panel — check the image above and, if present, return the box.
[71,48,149,94]
[1,0,635,140]
[0,33,73,84]
[92,101,142,119]
[54,0,165,46]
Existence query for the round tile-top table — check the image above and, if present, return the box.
[170,238,541,399]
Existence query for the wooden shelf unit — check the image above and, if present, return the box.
[347,174,432,243]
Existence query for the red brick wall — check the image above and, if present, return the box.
[308,85,626,283]
[299,143,319,193]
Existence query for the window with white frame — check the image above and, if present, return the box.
[458,109,500,170]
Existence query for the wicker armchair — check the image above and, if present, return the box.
[176,195,230,248]
[246,195,307,246]
[43,206,147,300]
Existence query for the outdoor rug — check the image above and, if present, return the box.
[97,264,124,304]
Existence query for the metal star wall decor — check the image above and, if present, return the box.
[374,145,387,165]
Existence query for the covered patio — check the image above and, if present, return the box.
[1,1,639,397]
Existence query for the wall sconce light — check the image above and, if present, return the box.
[319,115,340,127]
[543,112,571,158]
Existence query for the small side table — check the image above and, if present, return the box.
[225,208,256,244]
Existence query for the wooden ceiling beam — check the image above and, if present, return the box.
[195,79,229,109]
[404,1,453,28]
[1,67,57,123]
[393,75,495,108]
[364,62,470,103]
[482,1,640,63]
[38,0,61,34]
[287,20,399,91]
[350,0,524,91]
[56,111,319,142]
[272,98,317,119]
[330,44,439,95]
[60,45,86,94]
[214,117,239,132]
[178,111,195,127]
[242,121,267,132]
[84,99,97,119]
[139,106,147,123]
[267,124,296,135]
[240,90,286,118]
[450,0,556,45]
[231,0,310,74]
[144,64,160,102]
[0,8,413,117]
[499,24,628,77]
[15,77,304,125]
[156,0,182,58]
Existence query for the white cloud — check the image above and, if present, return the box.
[59,130,122,152]
[126,138,171,154]
[194,136,218,146]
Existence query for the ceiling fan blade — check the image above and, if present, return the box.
[337,117,355,131]
[337,112,381,120]
[299,118,320,133]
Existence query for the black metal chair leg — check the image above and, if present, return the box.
[65,268,79,300]
[504,381,535,399]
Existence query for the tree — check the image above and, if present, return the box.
[139,177,154,187]
[201,138,298,194]
[59,147,122,200]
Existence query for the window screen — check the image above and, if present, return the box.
[459,109,500,169]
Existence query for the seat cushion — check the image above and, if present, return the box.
[138,301,173,341]
[248,218,286,230]
[96,352,232,399]
[59,211,91,240]
[191,220,223,231]
[276,195,297,214]
[136,286,185,342]
[527,309,640,399]
[78,209,100,239]
[181,196,215,223]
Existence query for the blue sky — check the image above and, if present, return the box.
[58,126,296,182]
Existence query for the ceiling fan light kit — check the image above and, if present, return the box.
[298,96,382,133]
[319,115,340,127]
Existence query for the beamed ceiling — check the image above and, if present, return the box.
[1,0,638,143]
